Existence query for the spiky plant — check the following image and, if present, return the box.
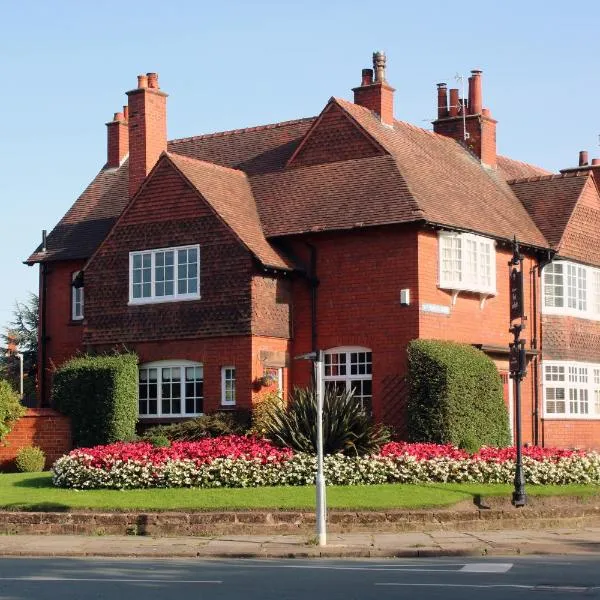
[261,387,390,456]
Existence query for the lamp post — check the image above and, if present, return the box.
[294,350,326,546]
[16,353,24,399]
[509,237,527,507]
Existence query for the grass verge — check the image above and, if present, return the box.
[0,473,598,512]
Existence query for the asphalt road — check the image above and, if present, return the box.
[1,556,600,599]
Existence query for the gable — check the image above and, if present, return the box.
[557,177,600,266]
[286,102,386,169]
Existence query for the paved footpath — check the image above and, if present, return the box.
[2,527,600,558]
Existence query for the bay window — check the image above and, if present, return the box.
[543,361,600,418]
[438,231,496,295]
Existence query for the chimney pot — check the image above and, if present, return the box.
[468,69,483,114]
[449,88,459,117]
[147,72,159,89]
[372,51,386,83]
[437,83,448,118]
[592,158,600,166]
[361,68,373,86]
[579,150,589,167]
[137,74,148,89]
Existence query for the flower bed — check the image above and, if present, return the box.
[52,436,600,489]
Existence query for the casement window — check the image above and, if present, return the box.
[71,272,84,320]
[323,347,372,413]
[129,245,200,304]
[438,232,496,295]
[542,260,600,319]
[138,360,203,418]
[543,361,600,419]
[221,366,236,406]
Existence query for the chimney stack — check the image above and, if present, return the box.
[105,107,129,168]
[433,69,497,167]
[353,51,395,126]
[126,72,168,198]
[592,159,600,166]
[579,150,589,167]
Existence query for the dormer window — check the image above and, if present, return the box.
[438,231,496,296]
[129,245,200,305]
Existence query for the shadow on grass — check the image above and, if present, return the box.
[1,502,70,512]
[12,475,54,489]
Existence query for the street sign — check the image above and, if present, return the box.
[510,267,524,322]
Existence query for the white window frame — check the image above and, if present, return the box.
[129,244,200,305]
[542,360,600,419]
[138,360,203,419]
[438,231,497,296]
[71,271,84,321]
[221,366,236,406]
[323,346,373,413]
[543,260,600,320]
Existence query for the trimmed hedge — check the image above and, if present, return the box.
[406,339,511,449]
[53,353,138,447]
[0,379,26,441]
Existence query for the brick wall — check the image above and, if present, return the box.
[289,103,383,168]
[542,420,600,450]
[0,409,71,471]
[83,160,255,345]
[251,275,292,339]
[40,259,86,405]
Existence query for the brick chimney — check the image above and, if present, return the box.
[105,105,129,168]
[353,51,395,126]
[432,70,497,168]
[126,72,168,198]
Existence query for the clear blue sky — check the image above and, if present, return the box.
[2,0,599,327]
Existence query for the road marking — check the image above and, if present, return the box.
[0,577,221,584]
[460,563,513,573]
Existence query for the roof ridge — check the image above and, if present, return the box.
[167,152,247,178]
[168,116,316,145]
[508,171,591,184]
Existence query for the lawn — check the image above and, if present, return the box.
[0,473,598,512]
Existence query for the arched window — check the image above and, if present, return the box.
[138,360,203,418]
[323,347,372,413]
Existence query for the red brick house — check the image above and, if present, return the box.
[26,53,600,448]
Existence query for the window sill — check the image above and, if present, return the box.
[68,319,83,326]
[129,295,201,306]
[542,415,600,421]
[138,414,202,422]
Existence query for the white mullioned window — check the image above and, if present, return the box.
[542,260,600,319]
[221,366,236,406]
[323,347,373,413]
[129,245,200,304]
[138,360,203,418]
[438,231,496,295]
[71,271,84,320]
[543,361,600,419]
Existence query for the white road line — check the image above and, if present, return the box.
[0,577,222,584]
[460,563,513,573]
[376,583,534,589]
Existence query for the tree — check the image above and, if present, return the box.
[0,293,38,400]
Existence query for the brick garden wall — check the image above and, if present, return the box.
[0,409,71,471]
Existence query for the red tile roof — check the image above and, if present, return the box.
[508,171,592,249]
[166,153,292,270]
[497,156,551,181]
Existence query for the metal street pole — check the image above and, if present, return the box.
[315,350,326,546]
[509,237,527,507]
[16,353,24,399]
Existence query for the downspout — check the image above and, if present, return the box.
[306,243,319,354]
[39,262,48,407]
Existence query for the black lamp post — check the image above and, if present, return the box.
[509,237,527,507]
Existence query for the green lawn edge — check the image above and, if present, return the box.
[0,473,598,512]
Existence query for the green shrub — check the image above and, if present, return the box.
[250,391,285,436]
[15,446,46,472]
[406,339,511,448]
[0,379,26,442]
[143,411,250,442]
[147,434,170,448]
[261,387,391,456]
[53,353,138,447]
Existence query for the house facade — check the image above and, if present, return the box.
[26,54,600,448]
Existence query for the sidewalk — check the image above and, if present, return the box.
[2,527,600,558]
